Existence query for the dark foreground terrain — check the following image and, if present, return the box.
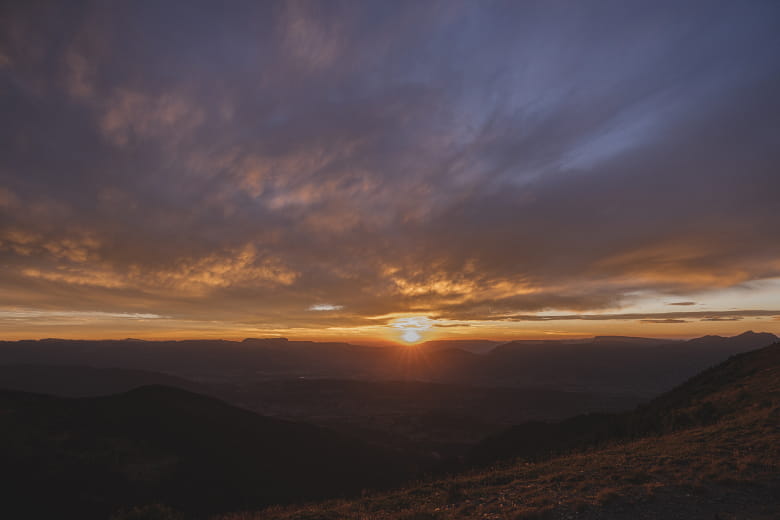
[0,386,414,519]
[219,341,780,520]
[1,334,778,519]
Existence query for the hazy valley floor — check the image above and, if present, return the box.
[219,345,780,520]
[220,406,780,520]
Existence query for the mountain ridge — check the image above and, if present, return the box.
[0,332,776,395]
[216,341,780,520]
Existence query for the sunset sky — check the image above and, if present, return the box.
[1,1,779,344]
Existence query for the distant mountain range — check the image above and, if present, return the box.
[418,339,504,354]
[0,365,204,397]
[0,331,775,395]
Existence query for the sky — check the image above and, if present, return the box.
[1,0,779,344]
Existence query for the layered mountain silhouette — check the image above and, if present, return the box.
[0,365,205,397]
[418,339,503,354]
[0,365,641,462]
[0,332,775,395]
[213,340,780,519]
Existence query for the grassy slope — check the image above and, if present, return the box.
[470,334,780,465]
[219,343,780,520]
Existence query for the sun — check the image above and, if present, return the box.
[391,316,432,344]
[402,329,422,343]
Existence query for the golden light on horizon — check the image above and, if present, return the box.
[402,329,422,343]
[392,316,433,344]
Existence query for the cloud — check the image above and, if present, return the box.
[0,309,163,320]
[0,1,779,337]
[391,317,433,332]
[434,322,471,328]
[459,310,780,323]
[64,48,95,98]
[0,187,18,209]
[308,304,343,311]
[99,89,205,147]
[278,0,345,72]
[15,243,297,296]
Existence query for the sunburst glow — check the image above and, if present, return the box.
[392,316,433,344]
[402,329,421,343]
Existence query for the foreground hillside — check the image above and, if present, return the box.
[0,386,414,519]
[470,333,780,464]
[220,343,780,520]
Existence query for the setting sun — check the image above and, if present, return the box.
[402,329,421,343]
[392,317,432,344]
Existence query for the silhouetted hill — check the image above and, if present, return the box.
[477,331,777,393]
[0,338,387,381]
[591,335,674,346]
[684,330,776,351]
[215,341,780,520]
[419,339,502,354]
[0,365,204,397]
[0,365,641,464]
[470,339,780,465]
[0,385,414,519]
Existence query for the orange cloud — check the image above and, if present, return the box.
[100,89,204,147]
